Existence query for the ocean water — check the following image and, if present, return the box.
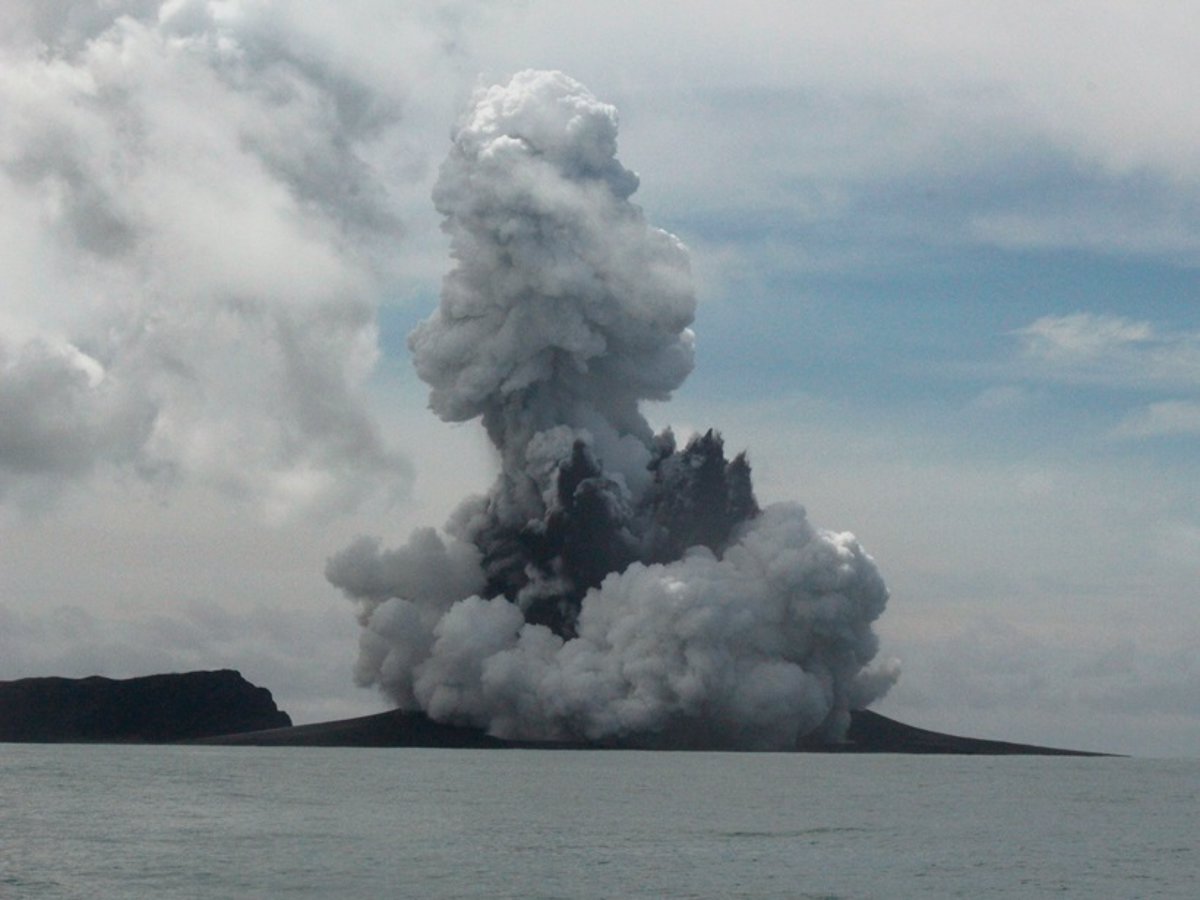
[0,746,1194,899]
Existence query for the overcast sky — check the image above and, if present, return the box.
[2,1,1197,756]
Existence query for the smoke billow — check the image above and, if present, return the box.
[327,70,898,748]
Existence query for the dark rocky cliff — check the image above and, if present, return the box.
[0,670,291,743]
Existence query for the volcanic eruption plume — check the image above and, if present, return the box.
[327,70,898,749]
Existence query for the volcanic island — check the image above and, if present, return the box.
[0,670,1110,755]
[0,76,1115,760]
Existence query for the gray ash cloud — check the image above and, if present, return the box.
[327,70,898,749]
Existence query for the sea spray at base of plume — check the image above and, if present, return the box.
[327,69,898,748]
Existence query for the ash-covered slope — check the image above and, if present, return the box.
[198,707,1110,755]
[0,670,291,743]
[831,710,1111,756]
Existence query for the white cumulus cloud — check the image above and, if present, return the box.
[0,0,440,515]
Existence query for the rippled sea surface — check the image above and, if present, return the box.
[1,745,1195,898]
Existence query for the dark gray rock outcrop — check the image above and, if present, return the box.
[0,670,291,743]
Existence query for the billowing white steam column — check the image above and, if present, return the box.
[328,70,898,748]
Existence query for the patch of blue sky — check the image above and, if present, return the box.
[375,297,434,371]
[693,249,1181,370]
[677,242,1196,470]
